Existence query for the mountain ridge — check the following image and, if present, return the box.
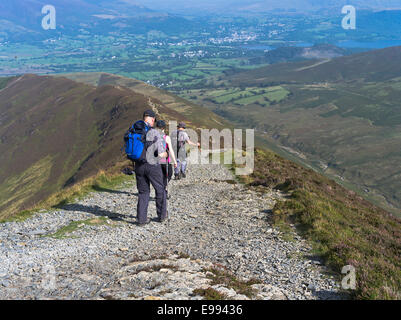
[0,73,229,218]
[229,45,401,85]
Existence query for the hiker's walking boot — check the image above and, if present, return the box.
[157,211,168,223]
[137,218,151,226]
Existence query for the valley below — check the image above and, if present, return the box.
[176,46,401,216]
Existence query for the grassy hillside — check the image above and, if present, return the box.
[0,74,141,218]
[0,73,232,219]
[239,148,401,300]
[179,46,401,216]
[228,45,401,85]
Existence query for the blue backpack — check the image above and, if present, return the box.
[124,120,151,163]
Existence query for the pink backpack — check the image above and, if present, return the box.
[160,134,170,164]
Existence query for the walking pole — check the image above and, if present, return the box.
[166,159,169,222]
[166,144,172,225]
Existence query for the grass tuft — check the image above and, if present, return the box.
[192,288,228,300]
[44,217,111,239]
[203,266,262,298]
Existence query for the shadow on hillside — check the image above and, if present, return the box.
[92,185,137,196]
[57,203,134,223]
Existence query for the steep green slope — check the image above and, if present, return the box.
[0,75,143,218]
[0,73,232,219]
[241,148,401,300]
[228,46,401,85]
[180,46,401,215]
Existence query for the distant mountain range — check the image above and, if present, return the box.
[0,0,155,27]
[2,0,401,44]
[0,0,162,41]
[138,0,401,14]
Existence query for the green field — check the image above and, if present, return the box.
[0,31,268,90]
[181,86,290,106]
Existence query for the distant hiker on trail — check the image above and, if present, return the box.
[124,110,168,226]
[156,120,178,199]
[171,122,200,180]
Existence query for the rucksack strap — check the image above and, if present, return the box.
[176,130,180,153]
[176,130,185,153]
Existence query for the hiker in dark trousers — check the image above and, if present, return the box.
[171,122,200,179]
[156,120,177,199]
[134,110,168,225]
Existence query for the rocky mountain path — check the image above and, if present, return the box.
[0,159,347,300]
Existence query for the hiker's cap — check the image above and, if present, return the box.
[156,120,166,129]
[143,109,156,118]
[178,122,186,129]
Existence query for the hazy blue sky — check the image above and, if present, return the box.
[137,0,401,14]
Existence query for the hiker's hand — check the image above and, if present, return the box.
[174,163,178,168]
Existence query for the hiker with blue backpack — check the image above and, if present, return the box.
[124,110,168,226]
[156,120,177,200]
